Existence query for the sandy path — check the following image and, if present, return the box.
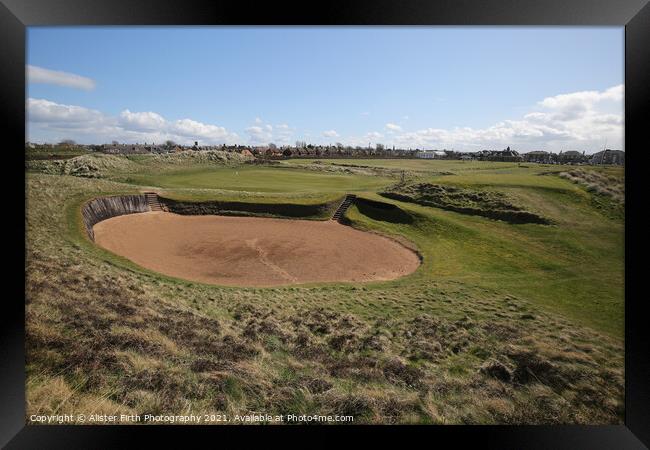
[93,212,420,287]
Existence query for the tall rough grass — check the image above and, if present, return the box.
[559,169,624,204]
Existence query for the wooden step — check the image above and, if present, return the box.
[144,192,163,211]
[331,194,356,221]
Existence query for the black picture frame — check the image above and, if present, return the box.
[2,0,649,447]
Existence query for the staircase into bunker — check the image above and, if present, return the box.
[332,194,357,222]
[144,192,163,211]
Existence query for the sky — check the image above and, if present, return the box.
[26,27,624,152]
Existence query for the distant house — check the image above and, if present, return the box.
[240,149,254,157]
[523,150,553,164]
[101,143,150,154]
[263,148,283,158]
[481,147,523,162]
[558,150,587,164]
[590,149,624,165]
[416,150,446,159]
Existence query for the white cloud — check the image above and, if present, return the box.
[119,110,167,132]
[170,118,232,142]
[243,118,294,145]
[27,65,96,91]
[336,131,386,148]
[27,98,238,145]
[389,84,624,151]
[26,84,624,152]
[245,125,271,144]
[273,124,294,144]
[28,98,106,125]
[322,130,339,138]
[539,85,623,111]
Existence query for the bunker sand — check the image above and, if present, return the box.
[93,212,420,287]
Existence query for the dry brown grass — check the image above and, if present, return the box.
[559,169,624,204]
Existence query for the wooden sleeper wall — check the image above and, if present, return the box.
[81,195,149,240]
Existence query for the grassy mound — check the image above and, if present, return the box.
[296,161,403,178]
[146,149,254,166]
[28,151,256,179]
[558,169,624,220]
[380,182,550,224]
[27,154,137,178]
[558,169,624,202]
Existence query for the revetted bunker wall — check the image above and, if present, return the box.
[82,195,149,240]
[159,196,339,220]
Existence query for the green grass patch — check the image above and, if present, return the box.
[115,165,392,193]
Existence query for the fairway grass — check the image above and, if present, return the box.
[26,155,625,424]
[115,165,392,193]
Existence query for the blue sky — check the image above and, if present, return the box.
[26,27,624,151]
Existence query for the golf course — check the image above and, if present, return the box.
[26,151,624,424]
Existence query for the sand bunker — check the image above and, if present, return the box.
[93,212,420,287]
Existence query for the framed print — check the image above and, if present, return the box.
[2,0,649,447]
